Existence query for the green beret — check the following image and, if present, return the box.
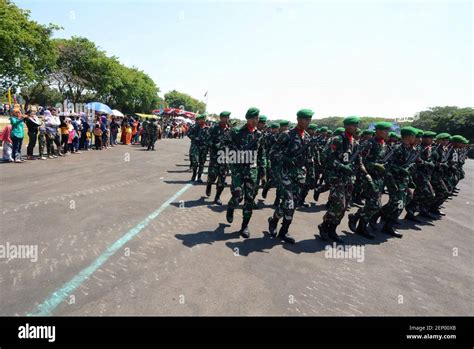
[422,131,437,138]
[326,130,333,135]
[374,121,392,131]
[361,129,375,136]
[343,116,360,126]
[450,135,465,143]
[220,111,231,118]
[195,114,206,120]
[258,115,268,122]
[279,120,290,127]
[416,129,424,137]
[270,123,280,129]
[334,127,345,136]
[307,123,318,130]
[296,109,314,119]
[400,126,418,137]
[388,131,399,138]
[435,132,451,140]
[319,126,328,132]
[463,138,469,144]
[245,107,260,119]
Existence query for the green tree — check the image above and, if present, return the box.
[0,0,59,90]
[164,90,206,113]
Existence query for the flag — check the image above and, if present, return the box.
[204,91,208,98]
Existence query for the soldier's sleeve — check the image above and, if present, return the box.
[187,125,195,140]
[326,136,345,171]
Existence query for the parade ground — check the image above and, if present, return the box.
[1,138,472,316]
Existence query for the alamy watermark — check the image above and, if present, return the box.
[0,242,38,262]
[324,243,365,263]
[217,147,257,165]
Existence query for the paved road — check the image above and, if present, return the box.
[0,139,473,316]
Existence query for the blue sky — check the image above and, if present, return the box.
[17,0,473,120]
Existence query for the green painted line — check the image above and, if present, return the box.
[28,183,193,316]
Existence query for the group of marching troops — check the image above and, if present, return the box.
[187,108,470,244]
[140,117,160,151]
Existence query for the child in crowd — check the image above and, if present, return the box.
[93,124,103,150]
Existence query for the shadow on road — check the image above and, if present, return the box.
[225,233,281,256]
[175,223,238,247]
[170,196,209,208]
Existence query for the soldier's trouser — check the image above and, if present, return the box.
[273,171,305,223]
[190,144,207,175]
[381,177,409,221]
[358,176,384,221]
[430,176,450,208]
[300,162,315,202]
[207,156,228,190]
[255,164,267,196]
[228,166,258,220]
[408,176,435,211]
[322,177,350,226]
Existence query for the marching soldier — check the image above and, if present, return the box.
[205,111,231,205]
[348,121,392,239]
[267,109,314,244]
[226,107,264,238]
[146,118,158,151]
[379,126,420,238]
[261,122,280,200]
[187,114,209,182]
[318,116,361,243]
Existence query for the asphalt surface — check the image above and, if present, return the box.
[0,138,473,316]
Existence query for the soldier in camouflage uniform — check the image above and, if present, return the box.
[261,123,280,200]
[187,114,209,182]
[379,126,420,238]
[347,122,392,239]
[318,117,361,243]
[428,133,451,216]
[351,129,375,206]
[267,109,314,244]
[404,131,438,221]
[226,107,264,238]
[147,118,159,151]
[299,123,318,207]
[141,117,150,147]
[253,115,269,208]
[205,111,231,205]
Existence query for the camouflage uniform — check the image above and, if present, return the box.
[380,142,418,237]
[141,118,150,147]
[206,122,230,202]
[429,144,451,210]
[262,131,281,201]
[319,132,361,242]
[226,124,264,232]
[147,120,158,150]
[187,123,209,180]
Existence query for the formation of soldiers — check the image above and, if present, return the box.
[140,117,161,151]
[186,108,470,244]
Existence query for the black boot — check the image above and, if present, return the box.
[327,224,344,244]
[381,219,403,238]
[214,187,224,205]
[268,216,279,238]
[356,218,375,239]
[369,211,380,230]
[429,206,445,216]
[313,190,320,202]
[205,182,212,197]
[404,211,422,223]
[191,169,197,182]
[419,209,437,220]
[239,217,251,239]
[226,206,234,223]
[348,212,360,233]
[262,185,269,199]
[318,222,330,241]
[278,219,295,244]
[196,173,203,183]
